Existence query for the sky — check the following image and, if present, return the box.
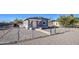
[0,14,79,22]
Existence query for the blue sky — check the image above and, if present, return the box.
[0,14,79,22]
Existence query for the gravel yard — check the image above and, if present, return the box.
[16,28,79,45]
[0,28,79,45]
[0,28,49,44]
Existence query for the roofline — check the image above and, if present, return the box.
[24,17,50,21]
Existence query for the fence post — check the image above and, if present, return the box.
[31,29,33,39]
[54,27,56,34]
[17,27,20,41]
[31,28,34,39]
[2,30,4,40]
[50,28,52,35]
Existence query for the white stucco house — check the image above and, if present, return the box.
[23,17,50,30]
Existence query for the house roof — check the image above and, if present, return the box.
[25,17,50,21]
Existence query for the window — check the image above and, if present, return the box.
[43,22,46,25]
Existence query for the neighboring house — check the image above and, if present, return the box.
[23,17,50,29]
[53,21,60,27]
[74,23,79,28]
[48,20,61,28]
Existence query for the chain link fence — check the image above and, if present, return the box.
[0,27,74,44]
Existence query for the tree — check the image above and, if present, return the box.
[57,16,68,27]
[57,14,79,27]
[13,18,23,24]
[12,18,23,27]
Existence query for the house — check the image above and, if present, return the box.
[48,20,61,28]
[23,17,50,30]
[52,20,60,27]
[73,23,79,28]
